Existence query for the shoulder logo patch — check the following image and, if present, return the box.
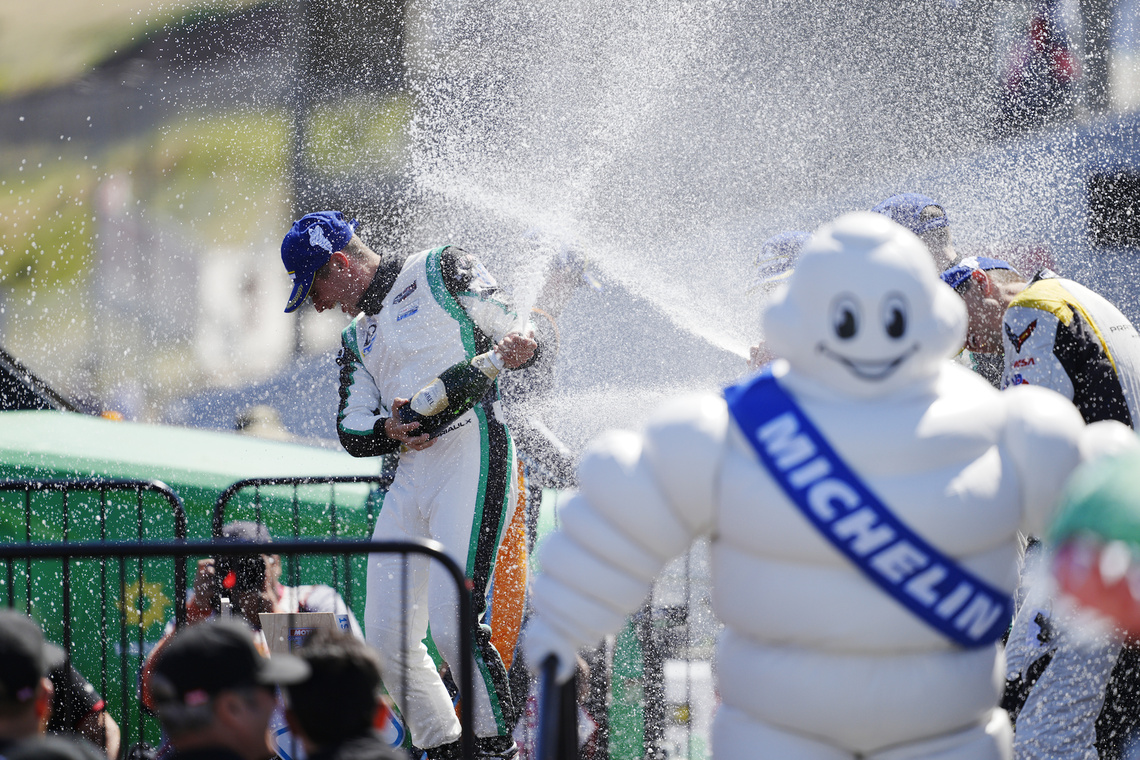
[1005,319,1038,353]
[362,322,378,354]
[393,280,417,304]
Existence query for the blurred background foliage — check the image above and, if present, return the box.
[0,0,411,425]
[0,1,264,95]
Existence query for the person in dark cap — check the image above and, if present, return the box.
[46,664,120,759]
[871,193,957,270]
[0,610,105,760]
[0,609,66,750]
[283,629,405,760]
[150,619,310,760]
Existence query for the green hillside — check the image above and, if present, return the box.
[0,0,267,96]
[0,0,413,410]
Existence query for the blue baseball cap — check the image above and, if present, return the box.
[871,193,950,238]
[281,211,359,313]
[748,230,810,295]
[940,256,1017,290]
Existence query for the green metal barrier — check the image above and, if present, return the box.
[0,410,386,750]
[0,479,188,753]
[0,537,477,760]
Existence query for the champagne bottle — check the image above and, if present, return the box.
[397,350,505,437]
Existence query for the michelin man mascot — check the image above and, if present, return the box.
[522,211,1136,760]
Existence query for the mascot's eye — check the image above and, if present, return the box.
[831,295,860,340]
[883,293,907,339]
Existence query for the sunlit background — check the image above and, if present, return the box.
[2,0,1140,450]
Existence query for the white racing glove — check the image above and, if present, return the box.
[521,616,578,684]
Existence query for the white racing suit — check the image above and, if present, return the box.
[999,270,1140,759]
[524,360,1130,760]
[337,245,530,750]
[1001,269,1140,425]
[1003,543,1122,760]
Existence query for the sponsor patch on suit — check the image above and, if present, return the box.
[393,280,417,304]
[397,302,420,322]
[1005,319,1037,353]
[362,323,378,354]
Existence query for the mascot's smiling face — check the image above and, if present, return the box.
[763,212,966,400]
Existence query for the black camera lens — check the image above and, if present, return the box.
[214,554,267,594]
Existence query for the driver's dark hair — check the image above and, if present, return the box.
[285,629,382,746]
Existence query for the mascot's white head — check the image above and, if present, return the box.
[762,211,966,400]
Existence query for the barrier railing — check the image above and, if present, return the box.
[0,479,189,753]
[213,476,390,538]
[0,474,717,759]
[0,537,476,760]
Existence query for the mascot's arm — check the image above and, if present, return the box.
[1002,384,1128,538]
[525,394,726,681]
[1079,419,1139,462]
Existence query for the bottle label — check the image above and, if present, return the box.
[410,379,449,416]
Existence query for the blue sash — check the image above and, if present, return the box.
[724,369,1013,648]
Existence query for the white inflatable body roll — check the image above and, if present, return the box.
[529,573,632,646]
[712,706,1012,760]
[577,429,698,561]
[716,629,1005,753]
[557,493,663,583]
[999,384,1090,537]
[537,531,653,612]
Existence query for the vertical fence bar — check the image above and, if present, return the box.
[23,488,31,615]
[172,494,188,630]
[118,554,130,752]
[642,602,664,760]
[682,550,693,758]
[61,490,71,654]
[100,489,109,714]
[60,489,75,734]
[139,487,149,748]
[289,486,300,589]
[330,487,341,603]
[583,642,609,758]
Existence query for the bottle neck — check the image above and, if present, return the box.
[472,350,505,379]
